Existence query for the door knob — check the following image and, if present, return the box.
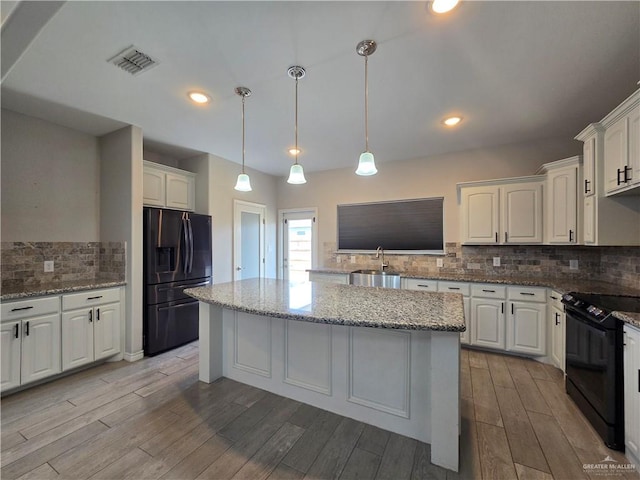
[236,266,242,271]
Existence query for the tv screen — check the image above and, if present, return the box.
[337,197,444,252]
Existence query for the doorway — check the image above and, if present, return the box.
[233,200,266,281]
[279,208,318,283]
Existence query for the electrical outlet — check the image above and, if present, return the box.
[436,258,444,268]
[44,261,54,272]
[493,257,501,267]
[336,256,342,264]
[570,259,579,270]
[350,255,356,264]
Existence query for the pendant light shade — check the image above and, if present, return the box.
[356,40,377,176]
[234,86,252,192]
[287,66,307,185]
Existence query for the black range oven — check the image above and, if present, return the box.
[562,292,640,451]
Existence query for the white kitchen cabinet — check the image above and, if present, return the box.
[402,278,439,291]
[575,123,640,245]
[603,89,640,196]
[506,286,546,356]
[538,157,581,244]
[438,281,470,344]
[624,324,640,471]
[143,161,195,211]
[471,297,505,350]
[548,290,565,373]
[62,288,121,371]
[308,271,349,284]
[1,297,61,392]
[459,176,544,245]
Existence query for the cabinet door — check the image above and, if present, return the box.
[547,166,577,243]
[550,305,565,372]
[629,106,640,186]
[460,297,471,345]
[604,117,628,194]
[583,135,596,197]
[1,322,21,392]
[471,298,504,349]
[165,173,194,211]
[143,167,166,207]
[461,186,500,244]
[624,326,640,464]
[21,314,61,384]
[507,302,546,356]
[502,182,543,243]
[94,303,121,361]
[583,195,596,244]
[62,309,94,371]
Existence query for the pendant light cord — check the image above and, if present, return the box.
[364,54,369,152]
[241,95,246,174]
[295,76,299,165]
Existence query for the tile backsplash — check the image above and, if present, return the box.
[323,242,640,290]
[1,241,126,292]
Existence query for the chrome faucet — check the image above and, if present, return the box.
[375,246,388,271]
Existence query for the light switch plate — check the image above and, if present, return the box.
[493,257,501,267]
[350,256,356,264]
[44,261,54,272]
[570,259,579,270]
[436,258,444,268]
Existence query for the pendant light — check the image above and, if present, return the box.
[355,39,378,176]
[234,86,252,192]
[287,66,307,184]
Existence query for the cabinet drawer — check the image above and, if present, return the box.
[548,290,564,310]
[1,296,59,321]
[62,288,120,311]
[437,281,470,296]
[403,278,438,291]
[507,286,546,303]
[471,284,506,299]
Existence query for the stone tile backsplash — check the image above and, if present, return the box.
[323,242,640,290]
[1,241,126,292]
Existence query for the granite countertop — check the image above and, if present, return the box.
[1,278,127,301]
[185,278,465,332]
[617,311,640,329]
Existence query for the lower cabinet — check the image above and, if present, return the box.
[549,290,566,372]
[438,282,470,344]
[62,289,121,371]
[307,271,349,284]
[624,324,640,471]
[0,297,61,392]
[471,297,505,349]
[506,286,547,356]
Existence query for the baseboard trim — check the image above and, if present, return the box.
[123,350,144,362]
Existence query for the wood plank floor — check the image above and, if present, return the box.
[2,343,639,480]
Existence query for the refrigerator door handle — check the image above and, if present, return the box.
[188,216,194,274]
[182,214,189,275]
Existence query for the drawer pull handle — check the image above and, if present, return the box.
[550,295,558,300]
[87,296,103,300]
[417,284,431,288]
[482,289,495,293]
[14,324,19,338]
[11,306,34,312]
[519,292,535,296]
[584,179,591,194]
[448,287,460,290]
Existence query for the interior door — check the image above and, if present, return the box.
[280,209,317,283]
[234,200,265,281]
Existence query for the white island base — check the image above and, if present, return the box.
[199,303,460,472]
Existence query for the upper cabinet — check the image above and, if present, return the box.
[143,161,195,211]
[459,176,544,245]
[602,89,640,196]
[538,156,582,244]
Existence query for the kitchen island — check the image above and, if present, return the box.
[185,278,465,472]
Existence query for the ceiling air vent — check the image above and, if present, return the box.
[108,46,158,76]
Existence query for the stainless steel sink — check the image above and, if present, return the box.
[349,269,401,289]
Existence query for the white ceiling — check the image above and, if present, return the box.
[2,1,639,175]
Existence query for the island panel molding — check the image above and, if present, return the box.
[347,327,411,418]
[284,319,332,395]
[232,312,272,378]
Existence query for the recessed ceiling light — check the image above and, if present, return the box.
[430,0,460,14]
[288,147,301,156]
[187,91,210,104]
[443,116,462,127]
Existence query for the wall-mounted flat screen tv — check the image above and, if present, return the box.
[337,197,444,253]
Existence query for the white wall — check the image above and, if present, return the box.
[183,153,278,283]
[1,109,100,241]
[100,125,144,361]
[277,137,580,260]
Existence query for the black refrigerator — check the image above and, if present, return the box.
[143,207,212,356]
